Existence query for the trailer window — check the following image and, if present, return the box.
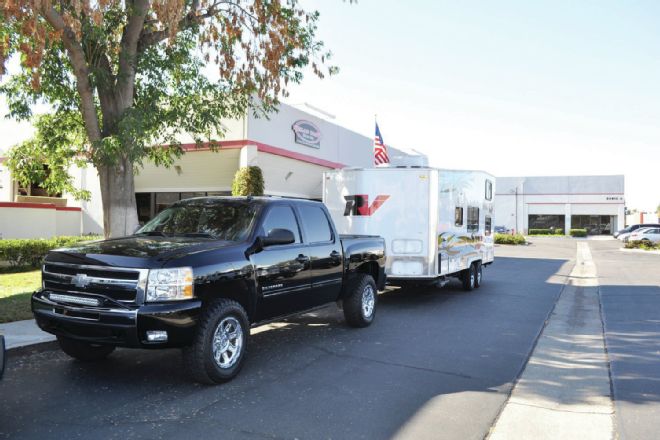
[485,180,493,201]
[467,207,480,232]
[455,207,464,226]
[485,216,492,235]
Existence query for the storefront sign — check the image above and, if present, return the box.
[292,120,321,148]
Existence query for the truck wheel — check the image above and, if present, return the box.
[57,336,115,362]
[183,299,249,384]
[474,262,483,288]
[343,274,377,328]
[461,264,476,291]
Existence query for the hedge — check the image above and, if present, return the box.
[0,236,101,268]
[569,229,588,237]
[494,233,526,245]
[528,229,564,235]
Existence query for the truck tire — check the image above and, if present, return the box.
[57,336,115,362]
[474,262,483,288]
[183,299,249,384]
[343,274,377,328]
[461,264,476,291]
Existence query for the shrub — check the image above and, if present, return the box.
[625,240,660,251]
[495,233,526,245]
[554,229,564,235]
[0,236,101,268]
[528,229,551,235]
[231,166,265,196]
[569,229,588,237]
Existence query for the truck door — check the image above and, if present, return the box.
[251,204,312,321]
[297,205,343,305]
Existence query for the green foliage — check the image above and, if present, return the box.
[569,229,588,237]
[0,236,102,268]
[528,228,565,235]
[625,240,660,251]
[232,166,265,196]
[6,113,91,200]
[495,233,527,245]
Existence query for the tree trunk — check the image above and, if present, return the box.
[98,158,139,238]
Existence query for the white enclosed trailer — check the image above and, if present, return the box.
[323,167,495,289]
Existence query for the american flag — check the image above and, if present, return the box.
[374,122,390,165]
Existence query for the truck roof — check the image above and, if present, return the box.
[173,196,324,207]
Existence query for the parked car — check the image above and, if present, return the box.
[0,335,5,380]
[627,227,660,244]
[32,197,386,384]
[494,226,511,234]
[615,223,660,239]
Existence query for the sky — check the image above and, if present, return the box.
[1,0,659,210]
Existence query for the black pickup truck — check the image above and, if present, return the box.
[32,197,385,383]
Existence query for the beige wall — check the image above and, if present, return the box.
[134,149,241,192]
[258,152,330,199]
[0,163,12,202]
[0,205,82,239]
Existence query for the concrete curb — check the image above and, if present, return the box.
[619,247,660,255]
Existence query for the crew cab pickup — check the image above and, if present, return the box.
[32,197,385,383]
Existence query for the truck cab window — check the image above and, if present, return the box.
[262,206,301,243]
[455,207,464,226]
[467,207,480,232]
[299,205,333,243]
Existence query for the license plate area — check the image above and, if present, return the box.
[53,307,100,321]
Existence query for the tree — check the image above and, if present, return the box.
[7,112,91,200]
[0,1,336,237]
[231,166,264,196]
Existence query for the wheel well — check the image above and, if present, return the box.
[355,261,380,283]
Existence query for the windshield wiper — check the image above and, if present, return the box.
[176,232,218,239]
[136,231,170,237]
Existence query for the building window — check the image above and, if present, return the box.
[455,207,464,226]
[485,216,492,235]
[571,215,614,235]
[467,207,480,232]
[485,180,493,201]
[528,215,565,231]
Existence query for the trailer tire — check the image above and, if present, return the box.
[182,299,249,385]
[57,336,115,362]
[343,274,377,328]
[474,262,483,288]
[461,264,476,291]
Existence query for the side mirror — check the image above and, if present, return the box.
[261,228,295,247]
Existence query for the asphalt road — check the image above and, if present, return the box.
[0,240,588,439]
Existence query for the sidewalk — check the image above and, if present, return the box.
[0,319,56,350]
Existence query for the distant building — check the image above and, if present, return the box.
[494,175,625,235]
[0,102,425,238]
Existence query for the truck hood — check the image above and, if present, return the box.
[44,235,238,268]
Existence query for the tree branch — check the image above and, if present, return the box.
[116,0,149,110]
[40,5,102,144]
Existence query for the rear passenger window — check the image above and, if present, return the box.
[262,206,301,243]
[455,207,464,226]
[467,207,479,232]
[299,206,333,243]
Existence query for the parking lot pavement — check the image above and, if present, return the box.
[590,240,660,440]
[0,245,574,440]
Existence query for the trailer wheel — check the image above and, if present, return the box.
[474,262,483,288]
[343,274,377,328]
[461,264,476,291]
[57,336,115,362]
[182,299,249,384]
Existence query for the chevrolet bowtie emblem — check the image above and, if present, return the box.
[72,273,91,288]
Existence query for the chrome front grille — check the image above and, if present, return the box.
[42,262,148,304]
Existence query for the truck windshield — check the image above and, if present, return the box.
[136,202,258,241]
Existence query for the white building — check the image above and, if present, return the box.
[0,102,424,238]
[494,175,625,235]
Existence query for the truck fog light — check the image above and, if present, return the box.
[146,331,168,342]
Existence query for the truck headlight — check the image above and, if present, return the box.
[146,267,194,302]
